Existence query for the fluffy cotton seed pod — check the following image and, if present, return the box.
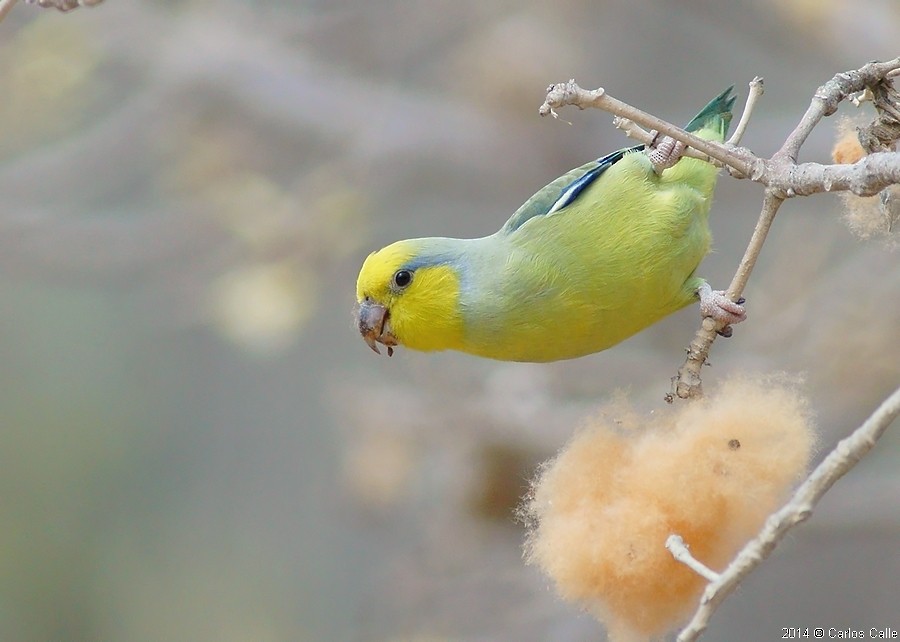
[523,375,815,642]
[832,117,900,247]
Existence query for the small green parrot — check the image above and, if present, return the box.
[356,87,745,362]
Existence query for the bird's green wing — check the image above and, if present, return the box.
[501,145,642,235]
[500,86,735,236]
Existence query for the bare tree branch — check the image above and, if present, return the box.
[769,151,900,196]
[0,0,18,22]
[540,82,759,178]
[541,59,900,199]
[673,384,900,641]
[24,0,103,11]
[777,58,900,161]
[540,58,900,400]
[672,192,784,399]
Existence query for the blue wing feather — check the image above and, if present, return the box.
[501,144,643,234]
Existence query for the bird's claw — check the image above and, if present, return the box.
[648,135,686,174]
[698,282,747,329]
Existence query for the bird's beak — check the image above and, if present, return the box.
[357,299,398,356]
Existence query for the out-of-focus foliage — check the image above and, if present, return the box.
[0,1,897,640]
[0,19,102,157]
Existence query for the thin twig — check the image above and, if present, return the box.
[613,116,713,162]
[726,191,782,303]
[665,535,721,583]
[727,77,764,146]
[541,61,900,198]
[672,191,784,399]
[676,384,900,641]
[0,0,18,22]
[540,81,758,178]
[778,57,900,161]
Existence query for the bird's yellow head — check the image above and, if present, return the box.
[355,239,466,356]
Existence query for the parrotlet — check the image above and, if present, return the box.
[356,87,745,362]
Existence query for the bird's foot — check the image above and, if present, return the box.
[697,282,746,337]
[648,134,686,174]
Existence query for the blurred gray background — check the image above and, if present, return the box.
[0,1,898,640]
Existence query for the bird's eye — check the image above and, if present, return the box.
[392,269,412,289]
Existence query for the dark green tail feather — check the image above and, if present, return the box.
[683,86,736,139]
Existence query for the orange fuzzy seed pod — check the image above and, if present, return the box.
[523,375,815,641]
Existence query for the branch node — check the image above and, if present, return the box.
[857,77,900,153]
[666,535,721,582]
[540,79,606,117]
